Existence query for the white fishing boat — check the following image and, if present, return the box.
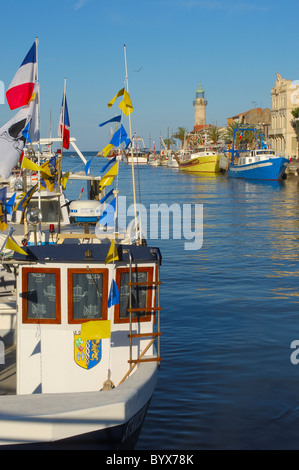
[160,157,168,166]
[148,154,160,166]
[125,150,148,165]
[0,41,162,450]
[0,230,161,449]
[167,154,179,168]
[124,136,148,165]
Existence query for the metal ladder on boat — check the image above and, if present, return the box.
[127,249,162,370]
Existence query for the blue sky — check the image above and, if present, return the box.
[0,0,298,151]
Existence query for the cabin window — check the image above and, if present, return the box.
[114,267,154,324]
[68,268,108,323]
[22,268,61,324]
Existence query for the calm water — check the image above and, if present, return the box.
[63,153,299,450]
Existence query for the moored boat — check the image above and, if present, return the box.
[228,149,289,180]
[167,154,179,168]
[227,127,289,181]
[125,150,148,165]
[0,41,162,450]
[124,136,148,165]
[0,237,161,449]
[148,153,160,166]
[178,147,226,173]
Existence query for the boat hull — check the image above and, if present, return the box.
[126,156,148,165]
[0,361,158,450]
[179,155,221,173]
[228,157,289,181]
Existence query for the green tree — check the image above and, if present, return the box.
[291,108,299,158]
[208,126,224,144]
[223,123,239,145]
[172,127,188,148]
[291,108,299,119]
[163,138,175,149]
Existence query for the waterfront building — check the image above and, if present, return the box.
[227,108,271,138]
[268,73,299,159]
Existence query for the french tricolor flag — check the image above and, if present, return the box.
[59,90,70,150]
[6,41,37,110]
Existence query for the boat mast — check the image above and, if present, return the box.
[57,77,66,234]
[124,44,140,243]
[35,36,42,242]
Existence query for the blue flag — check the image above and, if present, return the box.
[5,192,16,215]
[85,157,93,175]
[0,187,7,206]
[99,188,114,204]
[108,279,119,307]
[22,121,31,143]
[110,124,130,148]
[99,115,121,127]
[15,184,38,212]
[100,156,116,174]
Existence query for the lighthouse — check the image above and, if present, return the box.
[193,82,207,129]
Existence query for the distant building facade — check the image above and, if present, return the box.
[227,107,271,138]
[268,73,299,158]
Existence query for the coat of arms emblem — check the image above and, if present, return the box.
[74,334,102,369]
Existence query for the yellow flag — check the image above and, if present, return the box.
[61,170,70,189]
[81,320,111,340]
[105,161,119,177]
[105,239,119,264]
[108,88,133,116]
[99,176,115,191]
[108,88,125,109]
[0,204,7,232]
[99,162,119,191]
[40,160,56,177]
[40,172,56,192]
[5,237,28,256]
[21,156,40,172]
[29,89,37,102]
[21,157,53,177]
[118,90,134,116]
[102,144,114,157]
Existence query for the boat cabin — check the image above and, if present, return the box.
[238,149,277,166]
[3,242,161,395]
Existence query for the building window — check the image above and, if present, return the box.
[114,267,154,324]
[67,268,108,323]
[22,268,61,324]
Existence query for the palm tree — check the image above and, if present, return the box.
[208,126,224,144]
[223,123,238,146]
[172,127,188,149]
[164,138,175,150]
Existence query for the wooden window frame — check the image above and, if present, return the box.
[67,268,108,324]
[22,267,61,324]
[114,266,155,324]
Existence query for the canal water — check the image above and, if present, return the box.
[63,153,299,450]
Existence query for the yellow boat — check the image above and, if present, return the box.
[178,148,227,173]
